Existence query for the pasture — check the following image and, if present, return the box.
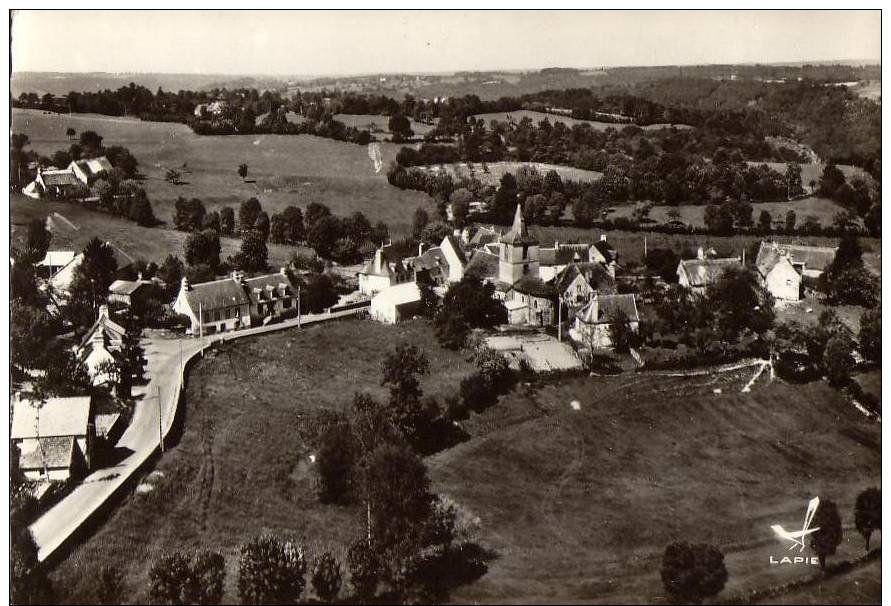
[417,160,603,185]
[334,113,435,137]
[473,109,693,131]
[47,319,477,603]
[430,370,881,603]
[12,108,436,235]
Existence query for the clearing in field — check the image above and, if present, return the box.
[416,160,603,185]
[12,108,436,234]
[473,109,693,131]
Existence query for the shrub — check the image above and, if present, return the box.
[311,552,342,603]
[237,535,306,605]
[347,540,379,603]
[661,542,728,604]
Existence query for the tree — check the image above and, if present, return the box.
[297,272,339,313]
[819,163,846,198]
[68,238,118,312]
[785,162,803,199]
[255,211,271,241]
[388,114,414,142]
[21,218,52,265]
[304,202,332,231]
[435,275,507,349]
[149,550,225,605]
[810,499,843,570]
[11,524,53,605]
[416,270,439,320]
[237,535,306,605]
[823,334,854,386]
[854,487,881,552]
[271,206,304,245]
[149,552,193,605]
[315,415,356,504]
[238,162,249,181]
[128,189,156,226]
[381,343,431,446]
[347,540,380,603]
[785,209,797,233]
[172,197,206,232]
[859,309,881,363]
[220,206,236,236]
[186,551,227,605]
[703,203,734,235]
[705,266,774,340]
[239,197,262,234]
[609,309,636,353]
[165,168,182,185]
[232,230,269,272]
[306,215,342,259]
[157,254,185,298]
[79,129,104,153]
[311,552,342,603]
[758,209,772,232]
[412,207,430,240]
[184,229,221,269]
[819,232,878,307]
[643,248,680,283]
[91,566,124,605]
[202,210,221,233]
[660,542,727,604]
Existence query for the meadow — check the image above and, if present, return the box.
[46,318,880,603]
[473,109,693,130]
[334,113,435,137]
[12,108,437,235]
[416,160,603,185]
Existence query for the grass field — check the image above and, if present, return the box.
[47,319,477,603]
[10,193,309,268]
[428,370,881,603]
[12,108,436,235]
[609,197,848,230]
[473,109,693,131]
[417,160,603,185]
[334,113,436,137]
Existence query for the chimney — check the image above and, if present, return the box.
[600,234,607,242]
[374,248,383,273]
[418,242,426,256]
[98,304,109,320]
[697,246,706,260]
[137,271,143,281]
[181,276,191,292]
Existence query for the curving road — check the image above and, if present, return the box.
[29,307,365,562]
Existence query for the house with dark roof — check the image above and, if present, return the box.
[77,305,129,386]
[357,245,413,296]
[108,278,158,308]
[403,235,467,286]
[32,168,82,198]
[570,293,640,350]
[507,276,558,326]
[69,156,113,184]
[243,270,298,321]
[757,242,837,279]
[677,248,741,293]
[11,395,95,481]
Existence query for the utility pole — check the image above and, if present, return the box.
[558,296,563,342]
[199,302,204,355]
[297,285,301,328]
[366,500,372,547]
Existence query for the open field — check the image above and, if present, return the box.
[47,319,477,603]
[608,197,848,230]
[334,113,436,137]
[764,556,881,604]
[474,109,693,131]
[418,160,603,185]
[429,371,881,603]
[10,193,308,268]
[12,108,436,235]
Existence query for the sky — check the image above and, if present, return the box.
[11,10,882,76]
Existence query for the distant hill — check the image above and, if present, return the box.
[11,72,289,96]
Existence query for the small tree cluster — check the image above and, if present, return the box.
[661,542,727,604]
[149,549,226,605]
[237,535,306,605]
[434,275,507,349]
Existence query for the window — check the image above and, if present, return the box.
[283,297,292,309]
[214,310,221,322]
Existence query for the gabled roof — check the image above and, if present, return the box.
[73,156,113,176]
[468,225,500,247]
[540,246,580,267]
[592,240,618,263]
[464,250,500,279]
[18,436,76,470]
[678,257,741,288]
[442,234,468,265]
[512,275,557,298]
[11,396,92,440]
[183,277,251,312]
[757,241,837,274]
[78,307,128,350]
[38,250,76,268]
[109,279,152,296]
[576,294,639,325]
[555,262,617,295]
[244,272,295,304]
[40,170,80,187]
[358,245,410,279]
[502,204,538,246]
[404,247,449,280]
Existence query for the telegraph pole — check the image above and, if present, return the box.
[158,385,164,453]
[297,285,301,328]
[558,296,563,342]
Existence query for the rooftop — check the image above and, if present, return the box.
[11,396,93,440]
[576,293,640,324]
[678,257,741,288]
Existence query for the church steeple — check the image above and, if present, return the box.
[499,203,540,284]
[502,203,537,246]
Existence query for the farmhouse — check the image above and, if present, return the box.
[23,155,113,199]
[554,261,617,309]
[46,252,84,298]
[757,241,837,279]
[11,395,95,482]
[172,269,298,334]
[677,248,741,293]
[108,278,158,308]
[77,305,129,385]
[403,235,467,285]
[69,156,113,184]
[370,282,421,324]
[755,242,804,301]
[570,293,640,350]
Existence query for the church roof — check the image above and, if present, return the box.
[502,204,538,246]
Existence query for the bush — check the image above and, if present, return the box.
[237,535,306,605]
[459,372,494,413]
[823,335,854,387]
[347,540,379,603]
[661,542,728,604]
[311,552,342,603]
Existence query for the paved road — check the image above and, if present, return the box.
[29,308,364,562]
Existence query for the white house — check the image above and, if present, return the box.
[370,282,421,324]
[36,250,76,277]
[11,395,94,481]
[755,242,803,301]
[756,241,837,279]
[358,245,412,296]
[76,305,129,386]
[172,275,253,335]
[68,157,113,184]
[570,293,640,350]
[47,252,84,298]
